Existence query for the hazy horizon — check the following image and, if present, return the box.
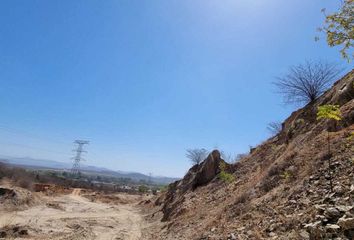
[0,0,352,177]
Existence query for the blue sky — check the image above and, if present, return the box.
[0,0,351,177]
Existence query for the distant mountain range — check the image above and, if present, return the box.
[0,155,179,185]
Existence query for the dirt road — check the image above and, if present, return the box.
[0,190,145,240]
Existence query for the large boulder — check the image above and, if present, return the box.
[160,150,231,221]
[193,150,223,189]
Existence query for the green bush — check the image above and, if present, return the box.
[219,162,235,183]
[159,185,168,192]
[219,171,235,183]
[280,171,292,181]
[138,185,149,193]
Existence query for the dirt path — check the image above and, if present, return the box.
[0,189,145,240]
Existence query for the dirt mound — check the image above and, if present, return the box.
[34,183,72,196]
[144,70,354,239]
[83,192,144,205]
[0,187,16,199]
[0,191,145,240]
[0,186,40,211]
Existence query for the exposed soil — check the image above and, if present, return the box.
[0,189,149,240]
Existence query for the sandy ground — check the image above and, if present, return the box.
[0,189,146,240]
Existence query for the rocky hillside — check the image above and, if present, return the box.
[143,70,354,240]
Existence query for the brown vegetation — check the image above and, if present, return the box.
[142,70,354,239]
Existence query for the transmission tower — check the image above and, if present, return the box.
[71,140,89,176]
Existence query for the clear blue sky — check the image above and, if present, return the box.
[0,0,351,177]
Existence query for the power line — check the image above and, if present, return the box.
[71,140,89,175]
[0,124,74,159]
[0,140,71,156]
[0,124,70,146]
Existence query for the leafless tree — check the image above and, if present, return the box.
[186,148,208,165]
[267,121,282,135]
[220,151,233,163]
[274,61,341,105]
[235,153,248,162]
[221,151,248,163]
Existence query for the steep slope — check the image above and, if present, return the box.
[144,70,354,240]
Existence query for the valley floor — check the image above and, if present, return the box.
[0,189,149,240]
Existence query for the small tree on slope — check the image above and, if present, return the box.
[318,0,354,61]
[267,121,282,136]
[186,148,208,165]
[317,104,342,192]
[274,61,341,105]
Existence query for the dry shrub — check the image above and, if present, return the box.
[253,228,264,240]
[0,163,34,190]
[46,202,65,211]
[267,164,283,177]
[16,178,33,191]
[261,163,285,192]
[0,225,28,239]
[260,153,299,193]
[259,178,278,192]
[267,157,293,177]
[0,163,11,179]
[229,203,251,218]
[226,191,253,220]
[234,191,251,205]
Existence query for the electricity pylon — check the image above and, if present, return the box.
[71,140,89,176]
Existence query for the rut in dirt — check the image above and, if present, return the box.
[0,189,148,240]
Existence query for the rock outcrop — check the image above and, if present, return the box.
[160,150,231,221]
